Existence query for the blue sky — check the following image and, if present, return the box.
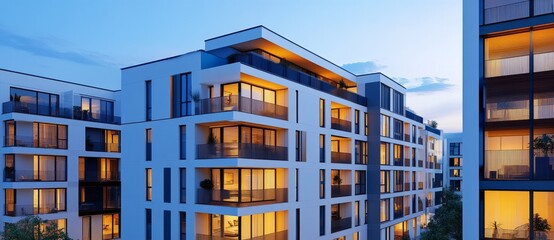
[0,1,462,132]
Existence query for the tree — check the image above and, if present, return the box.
[420,189,462,240]
[427,120,439,128]
[1,216,71,240]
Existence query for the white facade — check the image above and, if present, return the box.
[0,69,121,240]
[120,26,444,240]
[443,133,463,194]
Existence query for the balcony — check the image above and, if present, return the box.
[79,186,120,215]
[196,143,287,160]
[484,0,530,24]
[331,151,351,164]
[331,217,352,233]
[86,142,120,153]
[486,99,529,122]
[5,136,67,149]
[2,102,120,124]
[404,134,410,142]
[196,230,288,240]
[196,95,288,120]
[331,185,352,198]
[78,200,120,215]
[5,204,64,216]
[331,117,352,132]
[4,169,66,182]
[79,171,120,182]
[484,149,529,180]
[230,52,366,105]
[196,188,287,207]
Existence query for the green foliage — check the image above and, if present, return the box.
[1,216,71,240]
[207,130,217,145]
[534,213,551,232]
[420,189,462,240]
[338,79,348,89]
[533,134,554,157]
[428,120,438,129]
[332,174,342,185]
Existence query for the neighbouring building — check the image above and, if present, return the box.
[464,1,554,239]
[443,133,462,193]
[0,69,121,240]
[120,26,443,240]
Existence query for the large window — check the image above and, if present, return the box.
[355,171,366,195]
[9,87,59,116]
[146,169,152,201]
[4,155,66,182]
[320,99,325,127]
[180,125,186,159]
[145,80,151,120]
[484,191,529,239]
[171,73,192,117]
[484,132,529,180]
[180,168,186,203]
[380,171,390,193]
[85,128,120,153]
[381,84,391,110]
[381,143,390,165]
[206,211,287,239]
[81,97,115,123]
[381,199,390,222]
[209,168,280,204]
[450,142,461,155]
[102,213,120,240]
[392,90,404,115]
[5,121,68,149]
[393,119,403,140]
[381,115,390,137]
[355,140,368,165]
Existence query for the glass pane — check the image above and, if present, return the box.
[252,128,263,145]
[485,32,530,77]
[241,169,251,202]
[223,215,239,238]
[251,86,263,101]
[484,191,529,239]
[222,169,239,202]
[241,216,251,239]
[533,192,554,239]
[264,129,275,146]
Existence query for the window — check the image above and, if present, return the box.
[449,142,461,155]
[102,213,120,240]
[5,155,67,182]
[381,142,390,165]
[146,81,151,121]
[320,169,325,199]
[394,170,404,192]
[450,157,461,167]
[180,168,186,203]
[320,99,325,127]
[392,90,404,115]
[146,169,152,201]
[296,208,300,240]
[364,112,369,136]
[355,140,368,164]
[146,129,152,161]
[180,212,186,240]
[296,90,299,123]
[4,122,69,149]
[296,168,299,201]
[85,128,120,152]
[450,169,462,177]
[365,200,368,224]
[381,84,391,110]
[171,73,192,117]
[354,110,360,134]
[320,134,325,163]
[393,119,403,140]
[381,199,390,222]
[355,171,366,195]
[9,87,59,116]
[164,210,171,240]
[320,205,325,236]
[381,171,390,193]
[180,125,186,159]
[81,96,115,123]
[164,168,171,203]
[296,131,306,162]
[146,209,152,240]
[381,114,390,137]
[393,196,403,219]
[210,168,279,204]
[355,201,360,227]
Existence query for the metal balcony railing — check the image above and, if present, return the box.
[79,170,120,182]
[331,117,352,132]
[2,101,120,124]
[5,136,67,149]
[196,230,288,240]
[197,188,287,207]
[331,185,352,198]
[331,151,351,164]
[196,95,288,120]
[5,204,65,216]
[4,169,66,182]
[331,217,352,233]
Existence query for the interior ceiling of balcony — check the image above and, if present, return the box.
[231,38,357,85]
[240,73,286,90]
[198,120,284,130]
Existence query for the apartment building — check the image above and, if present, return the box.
[443,133,462,193]
[0,69,121,240]
[464,1,554,239]
[121,26,443,240]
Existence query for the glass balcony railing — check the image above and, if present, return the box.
[4,169,66,182]
[331,117,352,132]
[79,200,120,213]
[79,170,120,182]
[486,100,529,122]
[230,52,366,105]
[5,204,65,216]
[196,188,287,207]
[2,102,120,124]
[331,217,352,233]
[331,185,352,198]
[5,136,67,149]
[535,0,554,15]
[484,0,530,24]
[196,95,288,120]
[331,151,351,164]
[196,230,288,240]
[484,149,529,180]
[196,143,287,160]
[535,52,554,72]
[485,55,529,78]
[85,142,120,153]
[535,97,554,119]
